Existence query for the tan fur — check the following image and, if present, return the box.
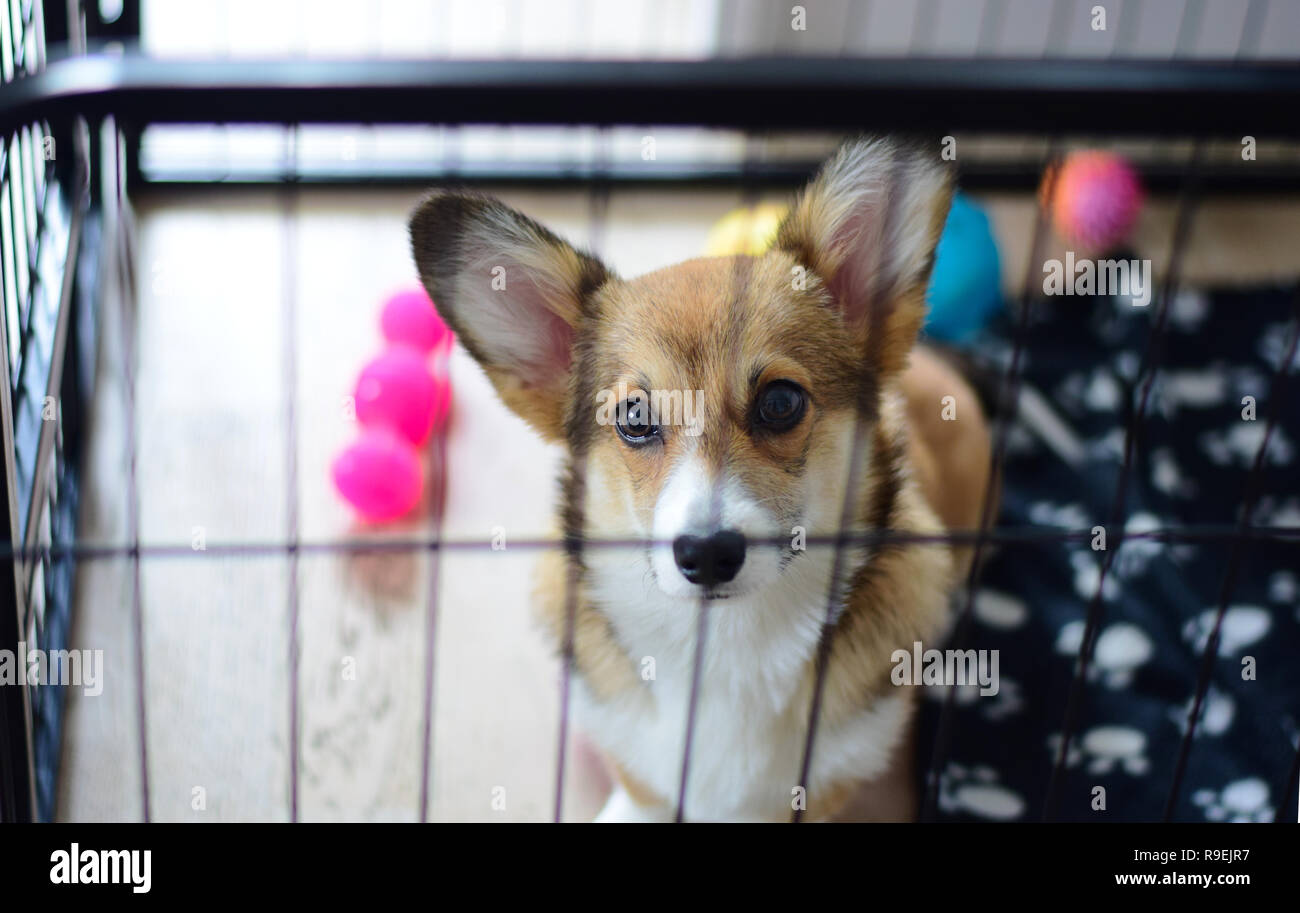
[800,356,992,819]
[578,254,866,538]
[819,704,920,822]
[534,549,640,701]
[536,356,989,820]
[900,347,996,576]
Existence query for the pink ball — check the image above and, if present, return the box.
[355,347,438,445]
[1045,150,1144,250]
[331,427,422,523]
[381,288,453,355]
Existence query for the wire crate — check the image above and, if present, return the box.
[1,0,1298,823]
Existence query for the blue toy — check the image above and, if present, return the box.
[924,192,1003,343]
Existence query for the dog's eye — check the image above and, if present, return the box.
[616,397,659,444]
[755,381,807,432]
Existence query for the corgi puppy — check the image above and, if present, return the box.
[410,137,992,822]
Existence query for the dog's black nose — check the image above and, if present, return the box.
[673,531,746,586]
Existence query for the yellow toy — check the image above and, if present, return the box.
[702,202,789,257]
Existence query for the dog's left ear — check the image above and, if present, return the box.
[775,137,953,378]
[409,192,612,441]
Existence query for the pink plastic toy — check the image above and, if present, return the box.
[1041,150,1144,250]
[331,427,424,523]
[354,347,440,445]
[381,288,454,355]
[332,287,454,523]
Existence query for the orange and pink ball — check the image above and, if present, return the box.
[1042,150,1144,250]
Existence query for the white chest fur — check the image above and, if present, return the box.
[576,553,911,822]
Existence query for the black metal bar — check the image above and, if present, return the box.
[674,403,730,824]
[0,522,1293,564]
[552,169,610,823]
[112,118,150,822]
[128,159,1300,196]
[551,528,582,823]
[417,406,449,823]
[1275,736,1300,824]
[1,0,96,826]
[1042,144,1206,821]
[676,139,769,824]
[19,180,81,577]
[83,2,143,192]
[794,151,914,824]
[675,591,711,823]
[919,140,1060,822]
[280,128,301,822]
[1164,298,1300,821]
[0,101,36,829]
[0,288,34,819]
[5,54,1300,136]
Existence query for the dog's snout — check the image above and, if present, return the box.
[672,531,747,586]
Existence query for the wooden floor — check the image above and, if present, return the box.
[54,183,1300,822]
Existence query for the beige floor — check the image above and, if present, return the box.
[55,186,744,823]
[55,183,1300,822]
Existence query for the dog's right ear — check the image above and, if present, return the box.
[409,193,612,441]
[774,137,952,380]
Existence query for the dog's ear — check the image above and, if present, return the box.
[410,192,612,441]
[775,137,953,378]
